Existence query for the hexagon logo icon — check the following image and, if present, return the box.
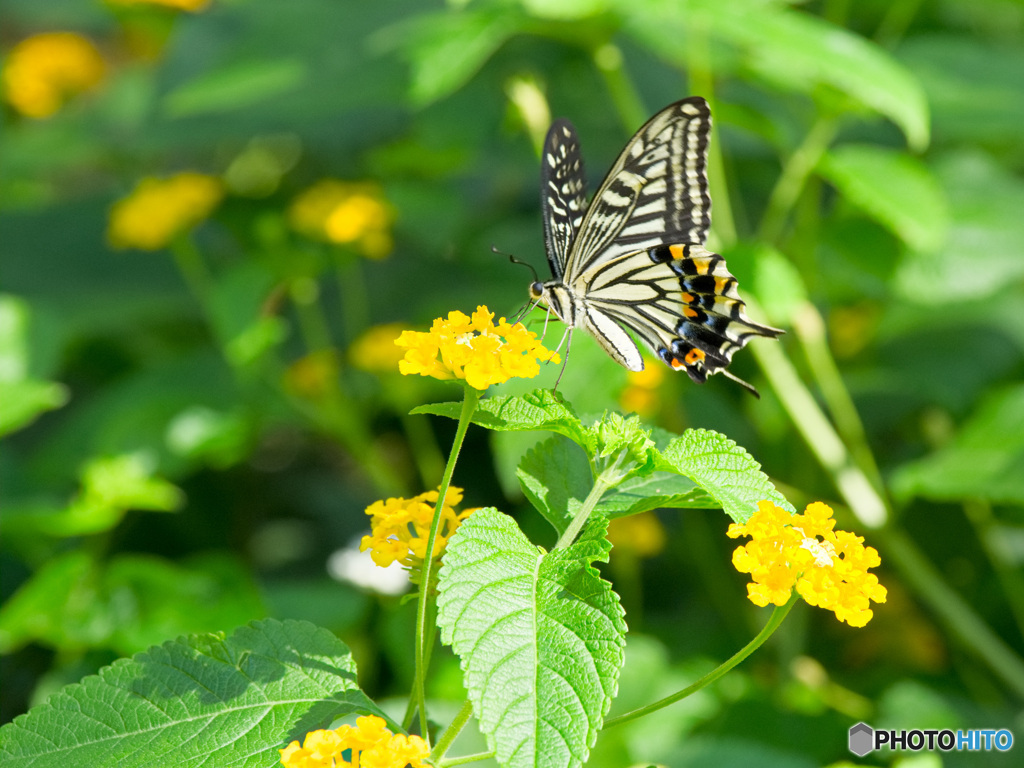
[849,722,874,756]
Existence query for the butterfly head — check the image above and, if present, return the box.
[529,281,545,300]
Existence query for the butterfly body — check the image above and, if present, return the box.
[533,97,781,390]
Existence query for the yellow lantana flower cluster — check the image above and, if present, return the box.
[3,32,105,118]
[395,306,560,391]
[288,180,393,258]
[108,173,223,250]
[107,0,211,9]
[361,486,474,573]
[727,500,887,627]
[279,715,428,768]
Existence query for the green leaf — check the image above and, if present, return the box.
[0,379,68,437]
[437,509,626,768]
[656,429,793,523]
[0,619,385,768]
[517,437,592,535]
[598,473,715,517]
[0,552,265,656]
[0,295,68,436]
[413,389,595,452]
[890,384,1024,505]
[895,150,1024,303]
[163,58,308,118]
[518,437,716,534]
[820,145,949,252]
[378,9,523,105]
[624,0,929,149]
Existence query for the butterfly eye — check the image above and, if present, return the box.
[529,281,545,298]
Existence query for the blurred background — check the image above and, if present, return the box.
[1,0,1022,765]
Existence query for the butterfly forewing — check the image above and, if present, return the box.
[541,119,588,281]
[564,98,712,279]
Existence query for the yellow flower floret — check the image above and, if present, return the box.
[108,172,223,250]
[395,306,560,390]
[727,500,887,627]
[361,486,475,573]
[279,715,428,768]
[3,32,105,118]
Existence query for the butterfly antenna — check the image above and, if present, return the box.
[720,368,761,399]
[493,245,540,284]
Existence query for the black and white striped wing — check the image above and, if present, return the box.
[563,97,711,281]
[541,119,588,281]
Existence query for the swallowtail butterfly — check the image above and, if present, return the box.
[529,97,782,393]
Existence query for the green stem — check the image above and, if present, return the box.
[758,115,838,246]
[430,699,475,764]
[604,594,798,728]
[554,461,619,549]
[792,303,886,495]
[439,751,495,768]
[746,297,888,529]
[413,386,481,743]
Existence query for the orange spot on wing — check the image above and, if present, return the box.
[669,244,686,259]
[685,348,705,365]
[681,292,695,304]
[669,357,685,370]
[683,306,700,319]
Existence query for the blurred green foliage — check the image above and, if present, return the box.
[1,0,1022,765]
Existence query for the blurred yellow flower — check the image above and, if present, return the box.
[360,486,475,576]
[607,511,666,558]
[107,0,211,11]
[395,306,560,391]
[108,173,223,250]
[2,32,105,118]
[288,180,394,258]
[279,715,428,768]
[283,349,339,400]
[727,500,887,627]
[349,323,408,373]
[619,364,664,417]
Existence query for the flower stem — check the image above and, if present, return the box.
[430,699,474,764]
[554,460,619,549]
[439,751,495,768]
[603,594,798,729]
[413,386,480,743]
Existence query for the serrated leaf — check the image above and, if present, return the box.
[656,429,793,522]
[413,389,594,451]
[437,509,626,768]
[820,145,948,252]
[518,437,716,534]
[0,619,387,768]
[597,473,715,517]
[890,384,1024,505]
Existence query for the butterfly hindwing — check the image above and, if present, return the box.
[541,119,588,281]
